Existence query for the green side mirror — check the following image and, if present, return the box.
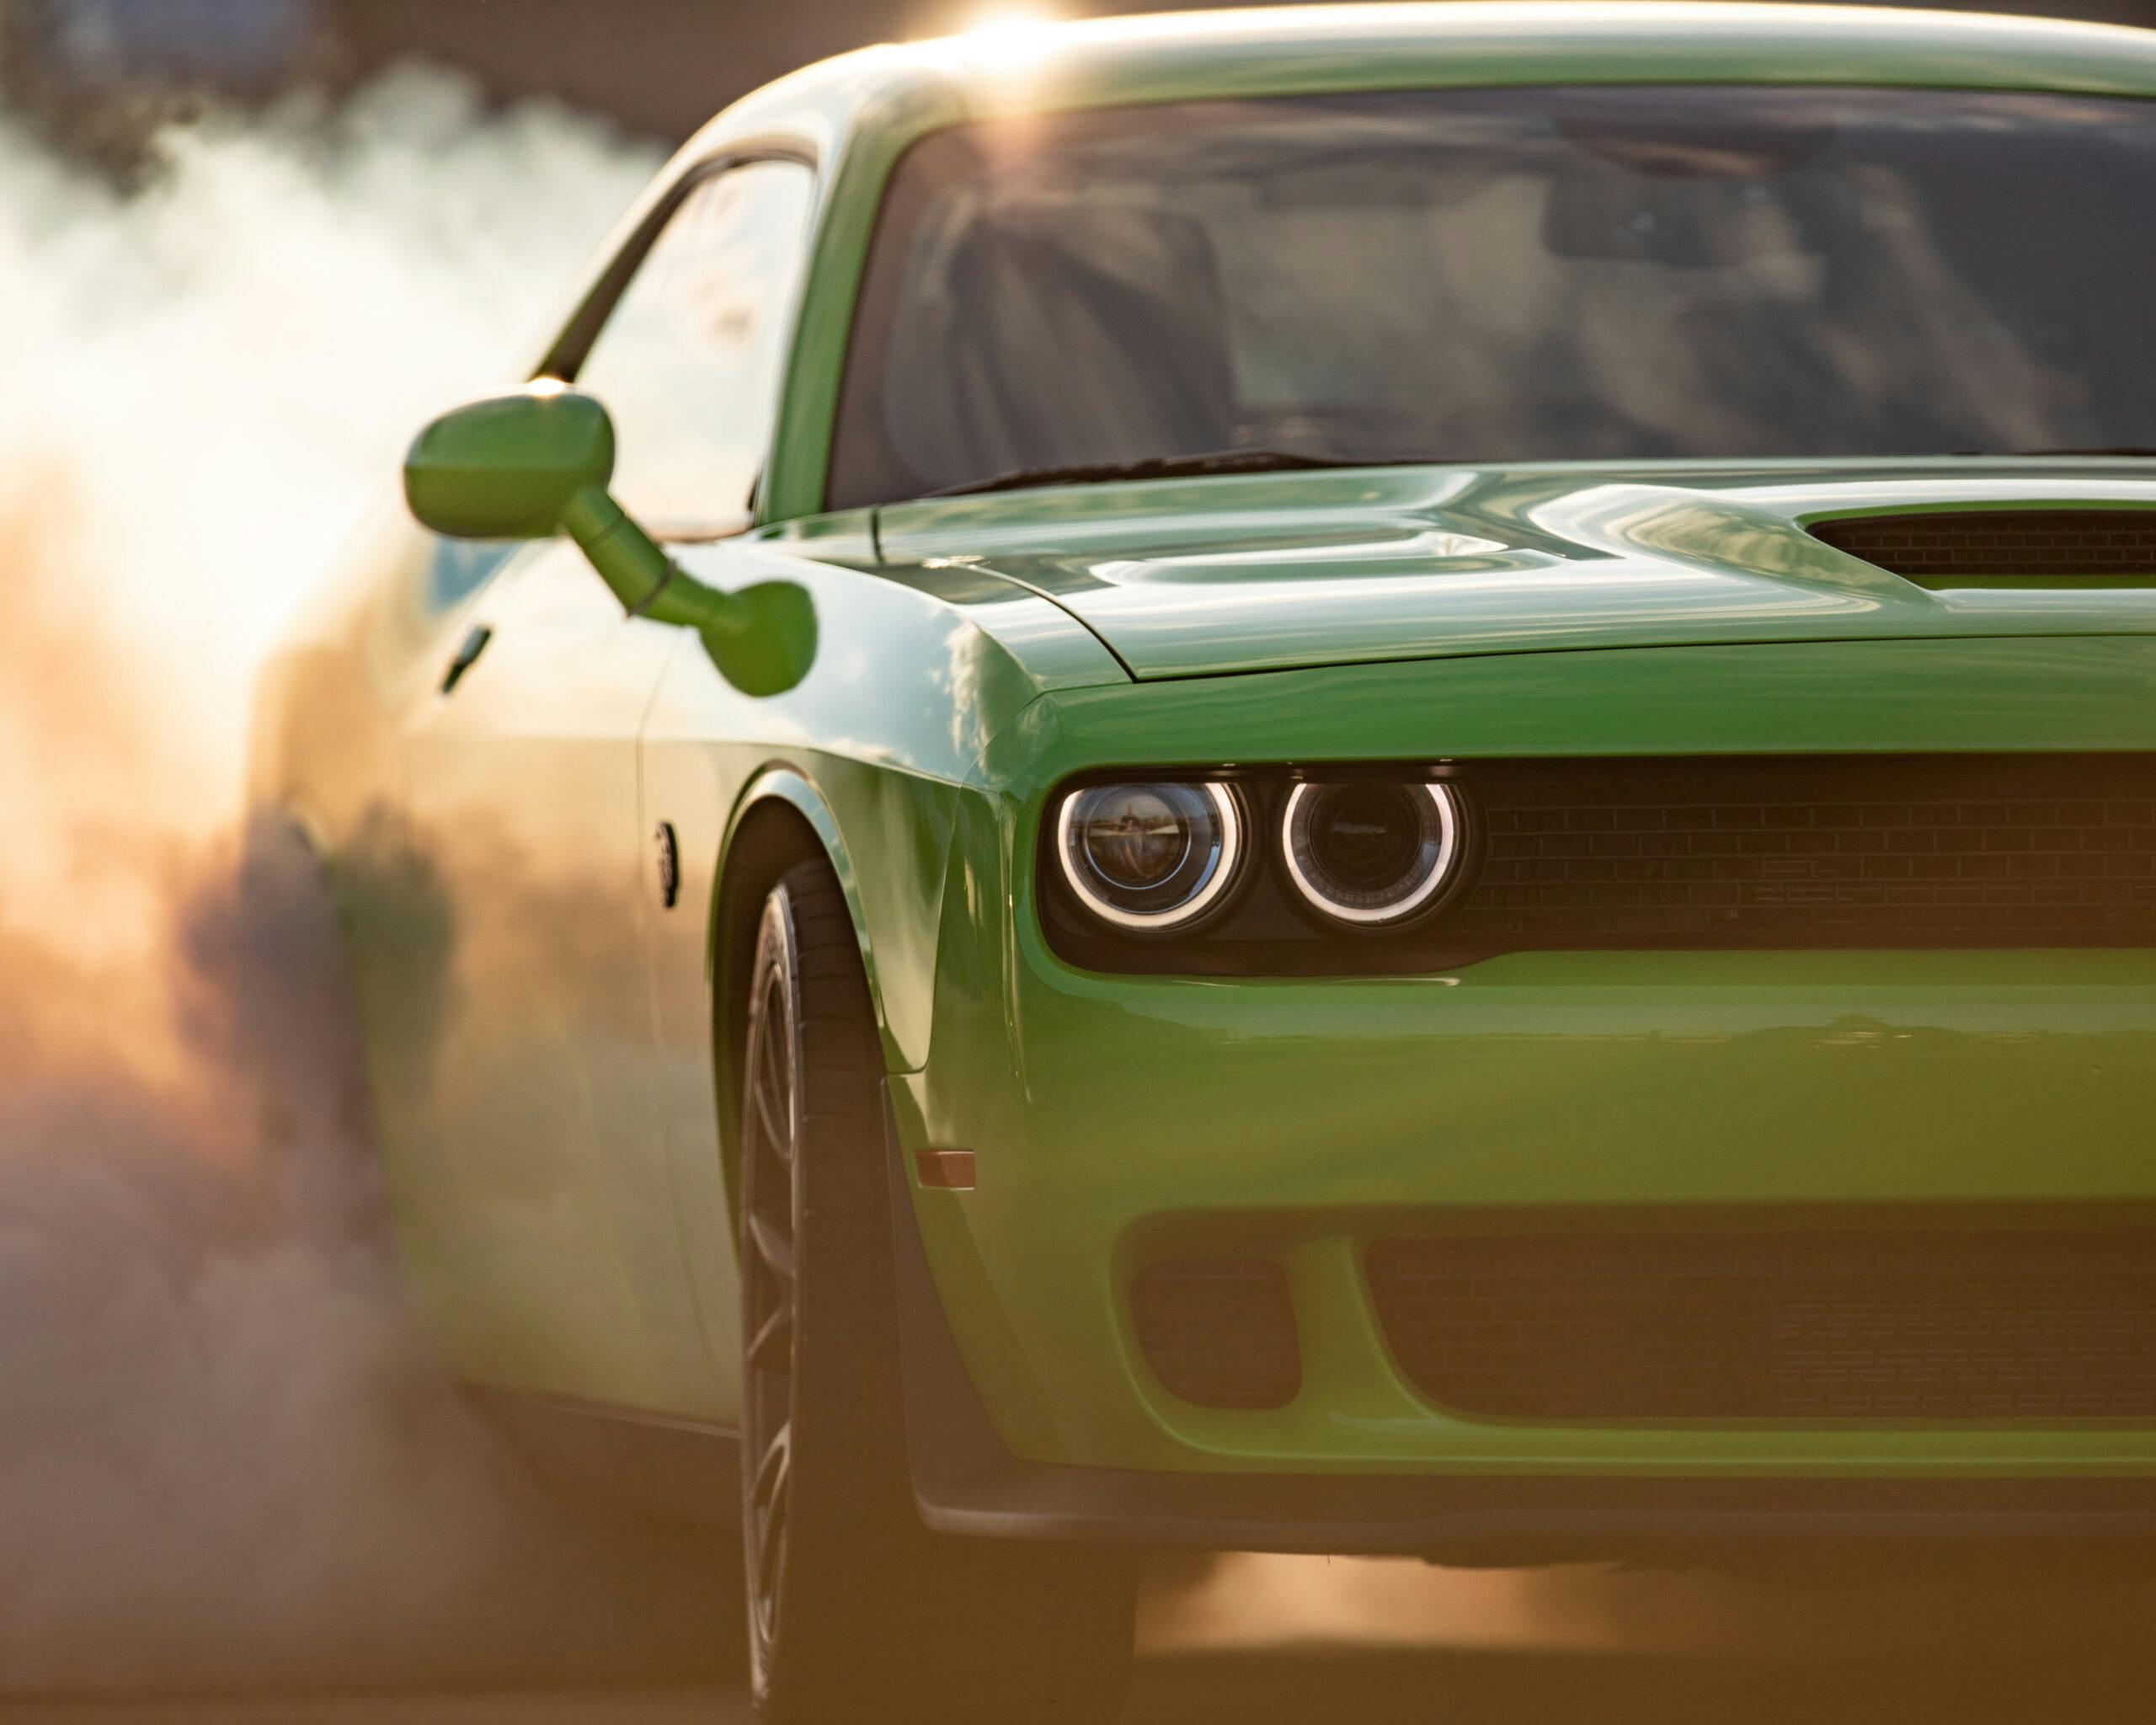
[404,385,614,541]
[403,384,818,698]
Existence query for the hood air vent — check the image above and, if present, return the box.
[1809,509,2156,589]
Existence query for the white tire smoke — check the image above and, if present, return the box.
[0,69,727,1693]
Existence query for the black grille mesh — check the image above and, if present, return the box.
[1447,755,2156,949]
[1368,1226,2156,1421]
[1131,1259,1300,1410]
[1809,510,2156,584]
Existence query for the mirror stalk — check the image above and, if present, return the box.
[559,484,675,616]
[559,483,816,695]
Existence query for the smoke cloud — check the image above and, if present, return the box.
[0,72,729,1693]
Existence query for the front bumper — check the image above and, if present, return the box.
[887,1119,2156,1557]
[883,640,2156,1544]
[894,948,2156,1477]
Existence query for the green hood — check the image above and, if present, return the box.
[874,460,2156,681]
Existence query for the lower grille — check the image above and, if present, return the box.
[1368,1226,2156,1421]
[1131,1259,1300,1410]
[1448,753,2156,950]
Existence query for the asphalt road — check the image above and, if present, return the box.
[12,1643,2156,1725]
[14,1549,2153,1724]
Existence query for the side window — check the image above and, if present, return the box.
[573,159,815,537]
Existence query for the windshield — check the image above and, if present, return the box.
[828,85,2156,507]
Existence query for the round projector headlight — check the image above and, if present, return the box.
[1282,779,1463,927]
[1058,781,1241,930]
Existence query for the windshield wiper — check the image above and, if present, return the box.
[920,448,1370,499]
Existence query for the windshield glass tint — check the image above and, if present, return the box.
[828,86,2156,506]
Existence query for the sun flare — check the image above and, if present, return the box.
[951,4,1065,67]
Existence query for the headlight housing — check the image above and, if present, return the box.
[1042,766,1481,972]
[1056,780,1243,931]
[1282,780,1463,927]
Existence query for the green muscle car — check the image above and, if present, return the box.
[249,4,2156,1717]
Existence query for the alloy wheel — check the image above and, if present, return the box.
[740,895,801,1680]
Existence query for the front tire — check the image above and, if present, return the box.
[738,858,1136,1724]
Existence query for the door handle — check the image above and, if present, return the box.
[440,624,493,695]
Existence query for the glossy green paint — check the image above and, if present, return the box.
[404,387,616,540]
[248,5,2156,1486]
[901,631,2156,1473]
[878,462,2156,680]
[636,528,1127,1405]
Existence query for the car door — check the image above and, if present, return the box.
[396,155,818,1418]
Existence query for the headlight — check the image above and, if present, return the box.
[1281,779,1463,927]
[1056,781,1242,930]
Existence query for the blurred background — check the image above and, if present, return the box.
[3,2,2154,1718]
[11,0,2156,158]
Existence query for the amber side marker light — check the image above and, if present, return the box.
[916,1149,978,1190]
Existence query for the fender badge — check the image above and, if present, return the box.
[654,821,680,910]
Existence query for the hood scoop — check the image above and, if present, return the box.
[1810,509,2156,589]
[881,464,2156,678]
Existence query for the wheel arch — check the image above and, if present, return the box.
[709,767,891,1216]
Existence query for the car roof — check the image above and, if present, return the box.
[731,2,2156,140]
[935,3,2156,94]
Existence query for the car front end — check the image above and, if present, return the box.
[847,457,2156,1561]
[803,8,2156,1562]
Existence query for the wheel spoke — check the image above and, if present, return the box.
[755,1431,798,1587]
[755,1024,792,1154]
[747,1210,794,1283]
[751,1424,790,1511]
[749,1062,792,1159]
[745,1065,782,1149]
[746,1300,792,1369]
[743,975,796,1164]
[755,1487,789,1605]
[748,1425,791,1640]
